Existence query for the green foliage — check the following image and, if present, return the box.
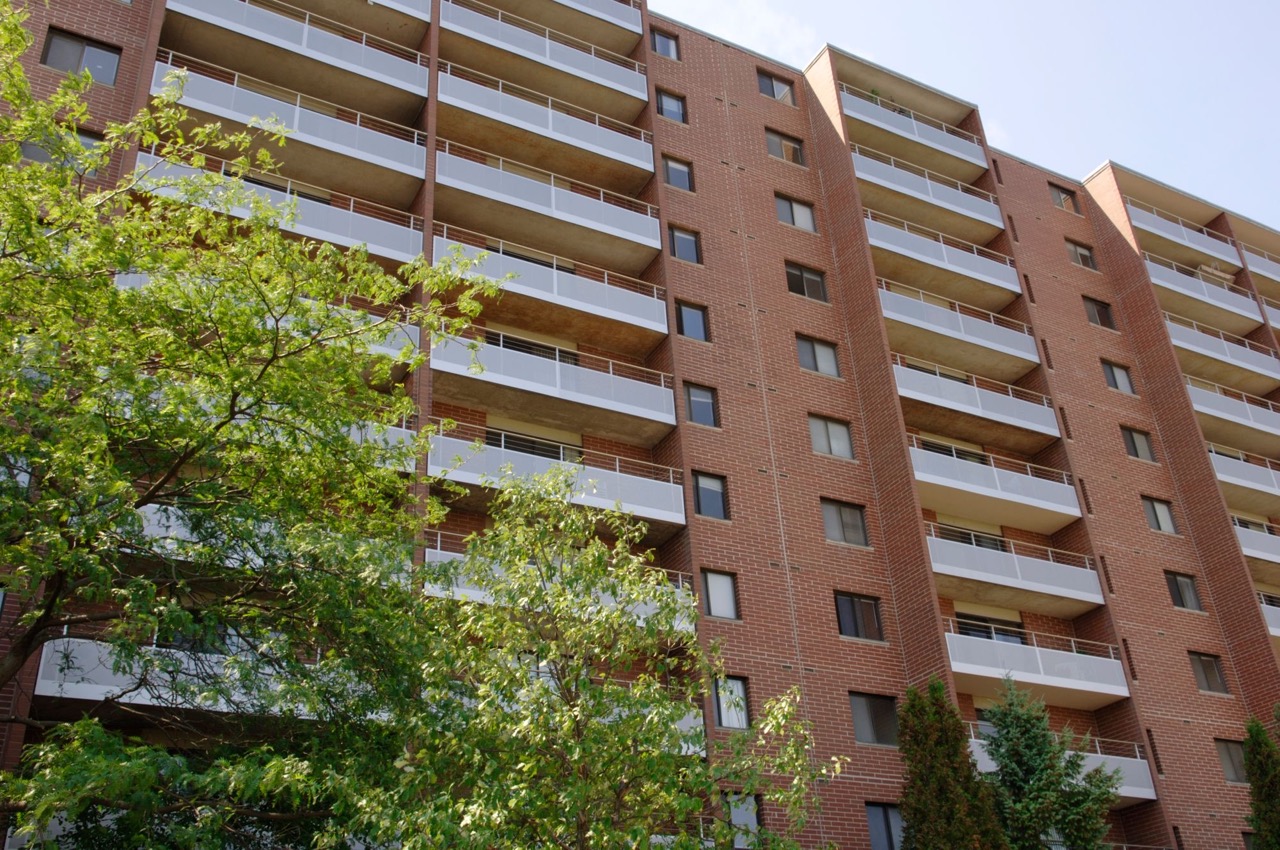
[898,677,1007,850]
[1244,711,1280,850]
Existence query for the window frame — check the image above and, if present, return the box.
[809,415,854,459]
[850,692,899,746]
[714,676,749,728]
[669,225,702,264]
[650,29,679,60]
[765,128,805,165]
[1216,739,1247,783]
[1102,360,1135,394]
[821,498,868,546]
[756,70,795,105]
[703,570,739,620]
[693,472,728,520]
[1122,427,1156,462]
[797,335,840,377]
[41,29,121,86]
[1143,496,1178,534]
[1083,296,1115,329]
[1165,571,1203,611]
[662,156,694,192]
[1067,239,1098,271]
[656,89,687,123]
[684,383,718,427]
[786,261,828,302]
[775,194,816,232]
[835,592,883,641]
[866,803,904,850]
[1049,183,1081,214]
[1190,651,1229,693]
[676,301,709,341]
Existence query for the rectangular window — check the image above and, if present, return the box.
[728,795,759,849]
[693,473,728,520]
[685,383,718,427]
[1067,240,1098,270]
[866,803,904,850]
[1190,651,1228,693]
[1050,183,1081,214]
[1122,427,1155,462]
[765,128,805,165]
[822,499,867,546]
[676,301,709,341]
[756,70,795,105]
[662,156,694,192]
[851,693,899,746]
[1084,296,1115,329]
[1216,740,1247,783]
[1143,496,1177,533]
[42,30,121,85]
[1103,361,1135,394]
[703,571,738,619]
[809,415,854,459]
[714,677,748,728]
[786,262,827,301]
[669,226,701,263]
[775,195,816,232]
[656,90,687,123]
[835,593,882,641]
[650,30,679,60]
[20,129,104,177]
[797,335,840,377]
[1165,571,1203,611]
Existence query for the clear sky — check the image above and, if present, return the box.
[648,0,1280,230]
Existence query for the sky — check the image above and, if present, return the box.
[647,0,1280,230]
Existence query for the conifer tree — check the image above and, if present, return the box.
[1244,712,1280,850]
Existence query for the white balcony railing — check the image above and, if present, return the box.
[925,523,1102,604]
[909,437,1079,515]
[1165,313,1280,381]
[879,280,1036,361]
[966,725,1155,802]
[1210,444,1280,497]
[548,0,642,31]
[892,357,1059,436]
[1125,197,1238,266]
[1261,592,1280,634]
[865,209,1019,292]
[1244,244,1280,284]
[1234,518,1280,565]
[945,619,1128,698]
[1185,376,1280,436]
[852,145,1000,226]
[838,83,985,167]
[1144,253,1260,321]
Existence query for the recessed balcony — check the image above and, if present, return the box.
[427,420,685,528]
[1166,313,1280,396]
[1244,244,1280,287]
[137,151,426,262]
[1144,253,1261,336]
[839,83,986,182]
[1125,197,1240,271]
[1185,376,1280,456]
[162,0,430,124]
[864,210,1019,311]
[434,140,660,274]
[1234,519,1280,586]
[852,146,1001,243]
[432,227,665,358]
[430,328,674,445]
[1261,592,1280,646]
[892,356,1059,455]
[1210,443,1280,516]
[879,280,1037,382]
[925,523,1103,618]
[967,727,1155,807]
[477,0,642,54]
[946,619,1128,710]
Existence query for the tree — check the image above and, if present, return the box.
[897,677,1007,850]
[982,680,1119,850]
[1244,711,1280,850]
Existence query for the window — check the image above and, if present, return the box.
[822,499,867,546]
[714,677,748,728]
[1216,739,1247,783]
[1122,427,1155,462]
[786,262,827,301]
[809,415,853,459]
[1067,239,1098,270]
[1166,572,1203,611]
[727,795,759,849]
[703,571,738,619]
[851,693,899,746]
[1190,652,1228,693]
[775,195,816,232]
[685,383,718,427]
[1083,296,1115,329]
[756,70,795,105]
[669,226,701,263]
[20,129,104,177]
[693,472,728,520]
[765,129,805,165]
[866,803,904,850]
[1143,496,1177,533]
[835,593,882,641]
[676,302,709,341]
[656,90,686,123]
[956,615,1025,645]
[42,30,121,85]
[1050,183,1081,214]
[1102,361,1135,394]
[797,335,840,377]
[650,29,679,60]
[662,156,694,192]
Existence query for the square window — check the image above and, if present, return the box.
[835,592,882,640]
[703,570,738,619]
[775,194,816,232]
[1103,361,1135,394]
[797,335,840,377]
[1050,183,1081,214]
[676,301,709,341]
[1122,427,1155,462]
[809,415,853,459]
[1143,496,1177,533]
[42,30,121,85]
[786,262,827,301]
[1216,739,1247,783]
[1084,296,1115,329]
[756,70,795,105]
[1190,651,1228,693]
[651,30,679,60]
[656,90,687,123]
[662,156,694,192]
[693,472,728,520]
[714,676,748,728]
[669,226,701,263]
[1165,571,1202,611]
[851,693,898,746]
[822,499,867,546]
[685,383,718,427]
[765,129,805,165]
[1067,239,1098,270]
[866,803,904,850]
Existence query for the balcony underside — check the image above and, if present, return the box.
[474,0,642,55]
[294,0,430,47]
[930,540,1103,619]
[883,316,1035,385]
[898,396,1057,456]
[868,244,1016,313]
[1216,478,1280,518]
[1172,344,1280,398]
[1237,528,1280,586]
[1190,399,1280,457]
[1130,217,1240,273]
[855,176,1000,246]
[915,476,1079,535]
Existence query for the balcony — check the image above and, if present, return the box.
[162,0,430,124]
[478,0,642,55]
[892,357,1059,454]
[434,140,660,273]
[908,436,1080,534]
[864,210,1019,311]
[1210,444,1280,516]
[879,280,1037,382]
[430,328,674,445]
[1125,197,1240,271]
[438,0,647,120]
[437,63,652,193]
[137,151,426,262]
[426,421,685,527]
[1244,244,1280,287]
[348,419,417,472]
[1234,519,1280,586]
[839,83,986,182]
[1144,254,1261,336]
[925,523,1103,618]
[432,227,665,357]
[852,146,1001,243]
[1262,592,1280,645]
[945,619,1129,710]
[1165,313,1280,396]
[1185,376,1280,456]
[967,727,1155,808]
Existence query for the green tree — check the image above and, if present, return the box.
[982,679,1119,850]
[1244,711,1280,850]
[898,677,1007,850]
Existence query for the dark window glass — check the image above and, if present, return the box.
[1123,427,1155,462]
[786,262,827,301]
[1216,739,1246,783]
[956,615,1025,645]
[809,415,853,459]
[656,90,687,123]
[685,383,718,426]
[676,302,708,341]
[866,804,903,850]
[835,593,882,640]
[756,70,795,105]
[1050,183,1081,214]
[797,335,840,376]
[851,693,899,745]
[765,129,805,165]
[1067,240,1098,270]
[1084,296,1114,329]
[693,472,728,520]
[775,195,816,231]
[822,499,867,545]
[1103,361,1135,393]
[670,226,701,263]
[1190,652,1228,693]
[663,156,694,191]
[651,30,679,60]
[42,30,121,85]
[1165,572,1202,611]
[1143,496,1177,533]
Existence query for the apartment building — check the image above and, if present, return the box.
[10,0,1280,846]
